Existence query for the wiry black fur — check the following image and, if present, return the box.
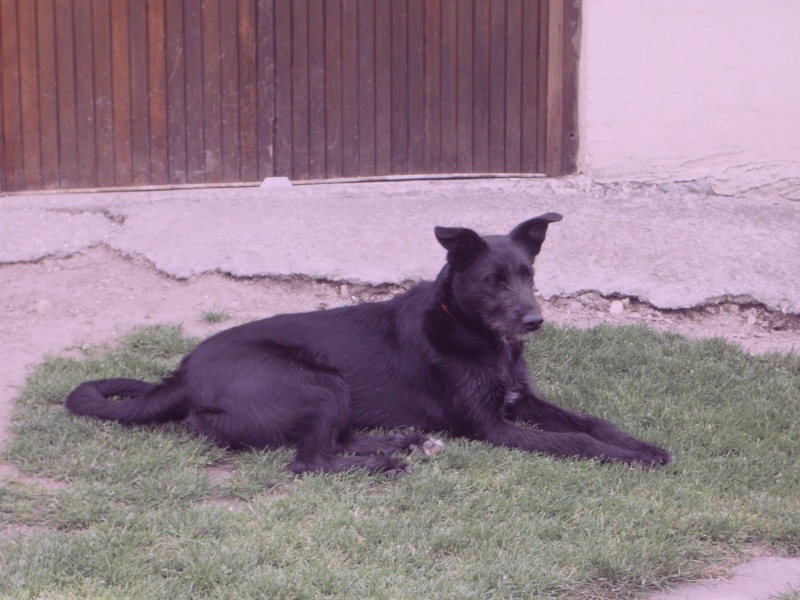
[66,214,673,474]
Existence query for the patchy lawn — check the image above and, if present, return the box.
[2,324,798,599]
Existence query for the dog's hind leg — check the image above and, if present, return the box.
[287,377,413,476]
[336,431,445,457]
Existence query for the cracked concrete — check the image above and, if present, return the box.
[1,176,799,599]
[3,177,799,313]
[0,207,117,263]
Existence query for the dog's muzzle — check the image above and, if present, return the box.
[523,314,544,332]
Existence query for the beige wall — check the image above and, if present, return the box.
[578,1,800,199]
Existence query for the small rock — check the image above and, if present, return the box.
[579,293,597,307]
[318,300,350,311]
[746,315,757,325]
[259,176,292,188]
[609,300,625,315]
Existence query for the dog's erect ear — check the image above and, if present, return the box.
[434,226,489,271]
[510,212,563,259]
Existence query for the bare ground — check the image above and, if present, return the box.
[1,245,799,597]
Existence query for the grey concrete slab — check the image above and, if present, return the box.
[650,556,800,600]
[0,207,116,262]
[2,177,798,313]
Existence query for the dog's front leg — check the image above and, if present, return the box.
[507,387,673,467]
[479,418,667,467]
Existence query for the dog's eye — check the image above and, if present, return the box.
[486,274,504,286]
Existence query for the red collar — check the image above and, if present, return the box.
[436,296,459,321]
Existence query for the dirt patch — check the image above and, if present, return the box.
[543,292,800,355]
[0,463,68,492]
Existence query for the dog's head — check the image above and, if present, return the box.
[434,213,562,340]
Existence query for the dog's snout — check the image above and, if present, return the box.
[523,314,544,332]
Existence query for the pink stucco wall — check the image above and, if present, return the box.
[578,1,800,199]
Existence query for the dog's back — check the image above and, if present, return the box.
[181,281,453,431]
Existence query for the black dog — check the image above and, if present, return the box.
[66,214,673,474]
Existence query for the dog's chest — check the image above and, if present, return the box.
[443,339,521,400]
[493,341,523,398]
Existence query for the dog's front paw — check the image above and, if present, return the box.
[610,434,673,468]
[631,444,674,469]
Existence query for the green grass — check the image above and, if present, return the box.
[1,324,798,599]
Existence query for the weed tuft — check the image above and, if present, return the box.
[200,308,231,324]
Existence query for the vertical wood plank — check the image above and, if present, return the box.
[560,0,580,175]
[520,0,540,173]
[423,0,441,174]
[0,44,3,190]
[219,0,241,181]
[38,0,60,186]
[440,0,457,173]
[373,0,392,175]
[471,0,490,172]
[455,0,473,172]
[18,0,42,188]
[323,0,342,177]
[505,0,523,173]
[1,0,24,190]
[0,0,4,191]
[184,0,205,182]
[148,0,168,184]
[54,0,79,188]
[545,0,564,176]
[390,0,408,174]
[273,0,292,177]
[239,0,259,181]
[536,0,549,173]
[74,0,97,187]
[407,0,424,173]
[291,0,309,179]
[256,0,275,179]
[340,0,359,177]
[357,0,376,176]
[488,0,506,173]
[201,0,222,181]
[307,0,326,178]
[111,0,132,185]
[92,0,115,187]
[166,0,187,183]
[129,0,151,185]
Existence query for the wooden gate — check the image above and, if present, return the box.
[0,0,579,192]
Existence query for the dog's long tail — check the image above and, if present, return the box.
[65,374,189,425]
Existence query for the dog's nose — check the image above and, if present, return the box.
[523,314,544,332]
